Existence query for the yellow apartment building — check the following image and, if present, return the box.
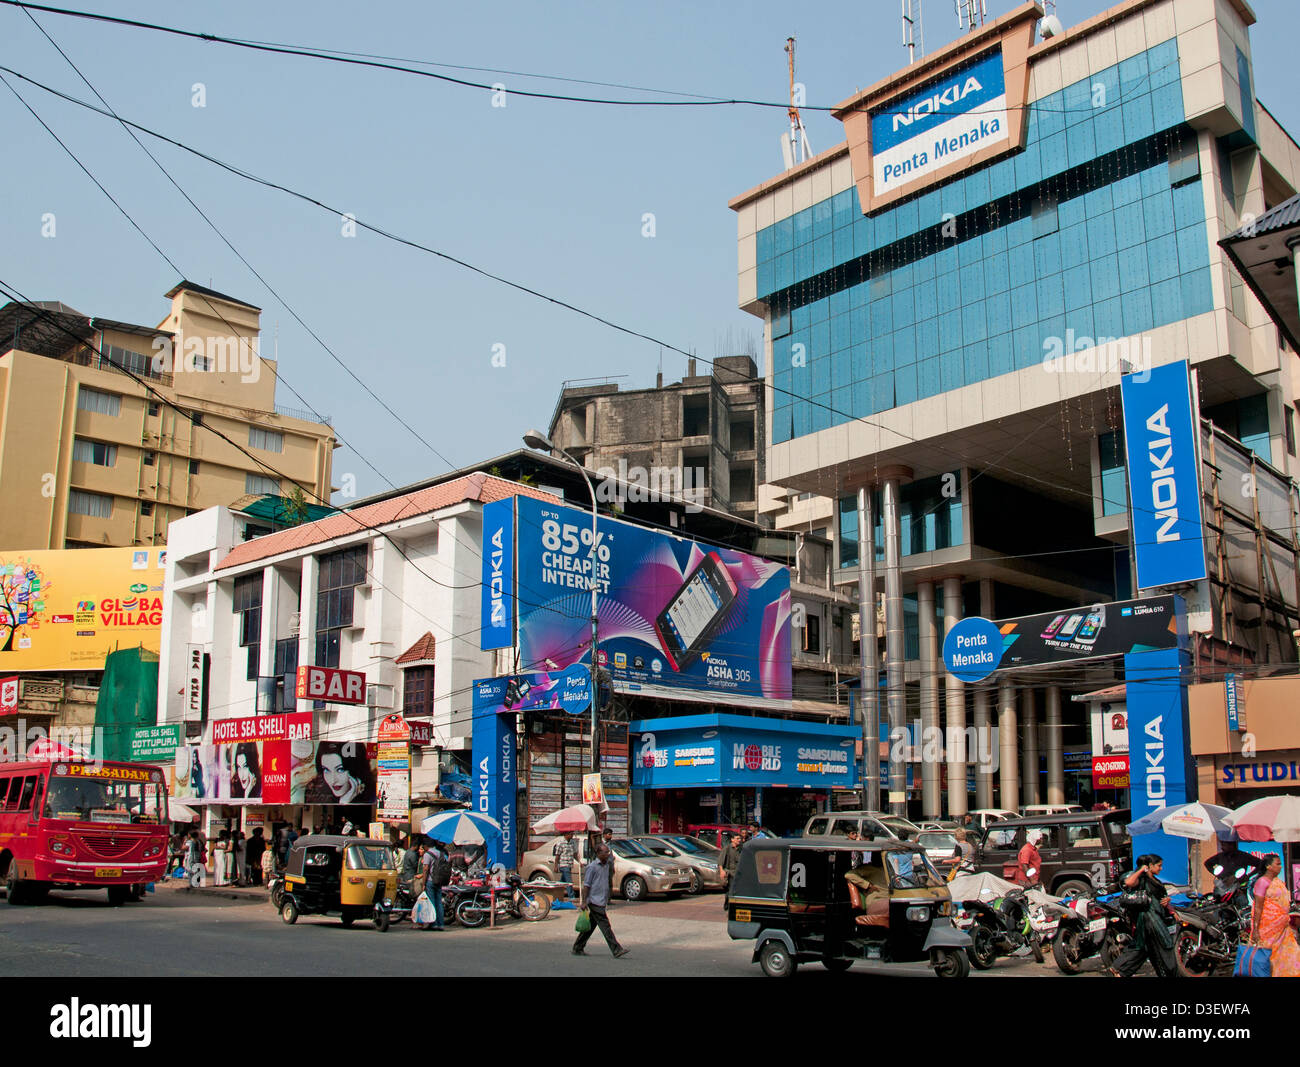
[0,281,337,550]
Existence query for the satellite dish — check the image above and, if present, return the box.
[1040,14,1064,38]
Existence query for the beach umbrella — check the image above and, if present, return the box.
[419,810,502,845]
[531,803,601,834]
[1223,795,1300,843]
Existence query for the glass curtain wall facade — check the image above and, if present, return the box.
[756,38,1216,445]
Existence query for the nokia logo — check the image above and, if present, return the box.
[1145,404,1180,543]
[489,526,506,626]
[893,75,983,132]
[478,754,490,814]
[1144,716,1165,804]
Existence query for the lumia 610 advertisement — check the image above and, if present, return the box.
[484,496,791,708]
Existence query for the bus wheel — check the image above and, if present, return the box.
[6,869,25,906]
[107,886,130,906]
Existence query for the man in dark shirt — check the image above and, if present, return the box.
[245,828,267,885]
[572,845,628,958]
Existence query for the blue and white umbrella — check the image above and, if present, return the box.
[1128,802,1233,841]
[420,810,502,845]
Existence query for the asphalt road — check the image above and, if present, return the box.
[0,885,1095,978]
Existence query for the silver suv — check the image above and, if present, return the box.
[803,810,921,841]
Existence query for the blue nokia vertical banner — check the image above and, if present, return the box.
[471,678,515,866]
[480,497,515,651]
[1124,637,1195,885]
[1120,361,1207,589]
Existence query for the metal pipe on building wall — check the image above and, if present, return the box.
[998,677,1019,812]
[857,486,880,810]
[1022,685,1040,806]
[973,686,992,810]
[943,576,967,817]
[918,580,940,819]
[882,477,907,816]
[1046,684,1065,805]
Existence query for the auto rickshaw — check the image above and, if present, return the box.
[278,836,398,932]
[726,838,972,977]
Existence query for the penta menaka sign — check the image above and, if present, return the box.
[942,595,1182,680]
[295,665,366,705]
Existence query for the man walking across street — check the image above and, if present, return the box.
[573,845,628,958]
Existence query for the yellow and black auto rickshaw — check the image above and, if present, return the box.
[726,838,972,977]
[279,836,398,932]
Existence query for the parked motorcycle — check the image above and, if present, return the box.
[955,888,1045,969]
[1172,873,1254,977]
[448,874,551,928]
[1050,892,1124,974]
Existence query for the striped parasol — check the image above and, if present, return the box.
[419,810,503,845]
[1223,795,1300,843]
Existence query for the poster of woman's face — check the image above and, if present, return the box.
[295,741,377,805]
[200,745,231,801]
[230,742,261,800]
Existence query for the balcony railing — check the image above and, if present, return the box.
[275,403,331,426]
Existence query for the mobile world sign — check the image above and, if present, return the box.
[479,495,791,709]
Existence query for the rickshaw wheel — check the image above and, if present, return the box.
[758,939,797,978]
[374,911,390,933]
[930,948,970,978]
[280,899,299,925]
[968,924,998,970]
[821,957,853,972]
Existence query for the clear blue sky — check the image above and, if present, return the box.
[3,0,1297,502]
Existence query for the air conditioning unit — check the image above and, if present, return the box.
[367,684,394,709]
[287,612,301,637]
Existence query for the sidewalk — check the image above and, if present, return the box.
[153,878,271,904]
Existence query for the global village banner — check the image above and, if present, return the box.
[0,547,165,671]
[489,495,791,709]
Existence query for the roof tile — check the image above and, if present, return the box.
[215,472,558,571]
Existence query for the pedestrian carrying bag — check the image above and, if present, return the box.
[1234,944,1272,977]
[575,908,592,934]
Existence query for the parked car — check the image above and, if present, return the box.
[915,831,963,874]
[1020,804,1086,817]
[966,809,1019,832]
[917,820,961,833]
[975,810,1133,897]
[687,824,778,849]
[633,835,724,893]
[802,811,921,841]
[519,835,693,901]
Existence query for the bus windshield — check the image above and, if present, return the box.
[42,775,165,824]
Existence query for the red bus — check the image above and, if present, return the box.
[0,759,169,904]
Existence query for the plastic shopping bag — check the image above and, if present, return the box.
[575,908,592,934]
[412,894,436,926]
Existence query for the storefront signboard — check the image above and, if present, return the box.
[480,497,516,651]
[129,723,183,763]
[377,740,410,824]
[294,665,366,705]
[996,596,1179,671]
[471,681,515,867]
[0,676,17,717]
[630,714,857,790]
[1218,754,1300,788]
[1225,673,1246,732]
[1092,755,1129,790]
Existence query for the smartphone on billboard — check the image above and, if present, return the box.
[1040,615,1067,639]
[653,552,739,671]
[1075,607,1105,646]
[1057,613,1085,639]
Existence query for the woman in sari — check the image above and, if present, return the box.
[1250,854,1300,977]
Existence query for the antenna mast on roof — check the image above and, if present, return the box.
[902,0,925,64]
[955,0,987,32]
[780,36,813,170]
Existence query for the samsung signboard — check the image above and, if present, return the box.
[1119,361,1208,590]
[870,49,1010,198]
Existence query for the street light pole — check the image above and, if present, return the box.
[523,431,601,774]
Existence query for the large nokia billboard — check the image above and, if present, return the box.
[481,496,791,709]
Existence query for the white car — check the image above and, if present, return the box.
[1020,804,1086,817]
